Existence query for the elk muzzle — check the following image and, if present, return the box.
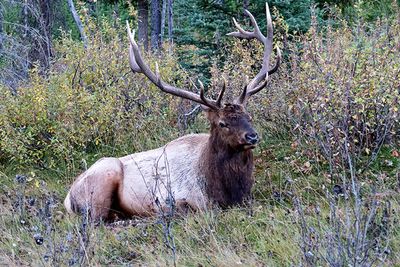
[245,132,259,145]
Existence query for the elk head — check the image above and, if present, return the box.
[126,3,281,151]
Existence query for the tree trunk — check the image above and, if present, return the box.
[38,0,53,68]
[243,0,250,25]
[138,0,149,50]
[243,0,249,11]
[22,0,29,77]
[150,0,161,50]
[167,0,173,44]
[0,3,3,53]
[67,0,88,47]
[112,2,119,29]
[88,0,96,17]
[39,0,51,33]
[23,0,28,39]
[161,0,166,43]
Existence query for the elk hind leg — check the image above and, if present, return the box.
[65,157,123,221]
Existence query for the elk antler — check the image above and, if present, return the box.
[227,3,281,104]
[127,21,224,110]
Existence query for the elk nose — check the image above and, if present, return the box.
[245,132,259,145]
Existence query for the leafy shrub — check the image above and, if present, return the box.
[274,14,400,266]
[0,19,193,169]
[283,16,400,174]
[210,9,399,171]
[208,11,399,265]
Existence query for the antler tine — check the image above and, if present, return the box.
[215,78,226,106]
[228,3,281,104]
[265,2,273,42]
[232,17,248,35]
[244,9,266,44]
[228,13,265,44]
[248,73,269,96]
[126,21,221,110]
[235,76,249,104]
[268,46,281,76]
[198,80,220,108]
[245,47,282,96]
[127,22,142,73]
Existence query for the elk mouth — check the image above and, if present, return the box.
[242,143,257,150]
[241,132,258,150]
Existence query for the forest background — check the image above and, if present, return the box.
[0,0,399,266]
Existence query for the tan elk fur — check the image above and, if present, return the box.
[64,106,255,220]
[64,134,210,219]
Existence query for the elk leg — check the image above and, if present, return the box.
[64,157,123,221]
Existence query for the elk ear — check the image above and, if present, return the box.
[201,105,222,115]
[202,106,220,122]
[200,104,212,111]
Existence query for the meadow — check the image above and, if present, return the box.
[1,11,399,266]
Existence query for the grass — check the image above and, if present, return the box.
[0,133,399,266]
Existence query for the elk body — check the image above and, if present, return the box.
[64,3,281,221]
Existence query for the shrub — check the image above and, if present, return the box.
[0,19,193,169]
[208,10,399,265]
[284,16,400,176]
[274,14,399,266]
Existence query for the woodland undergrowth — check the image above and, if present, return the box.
[0,10,399,266]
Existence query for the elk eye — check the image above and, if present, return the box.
[219,121,228,128]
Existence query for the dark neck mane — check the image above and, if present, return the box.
[200,127,254,208]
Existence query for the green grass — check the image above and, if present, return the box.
[0,136,399,266]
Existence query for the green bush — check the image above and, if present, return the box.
[268,15,399,266]
[284,17,400,172]
[0,20,192,169]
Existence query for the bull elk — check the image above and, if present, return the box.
[64,3,281,221]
